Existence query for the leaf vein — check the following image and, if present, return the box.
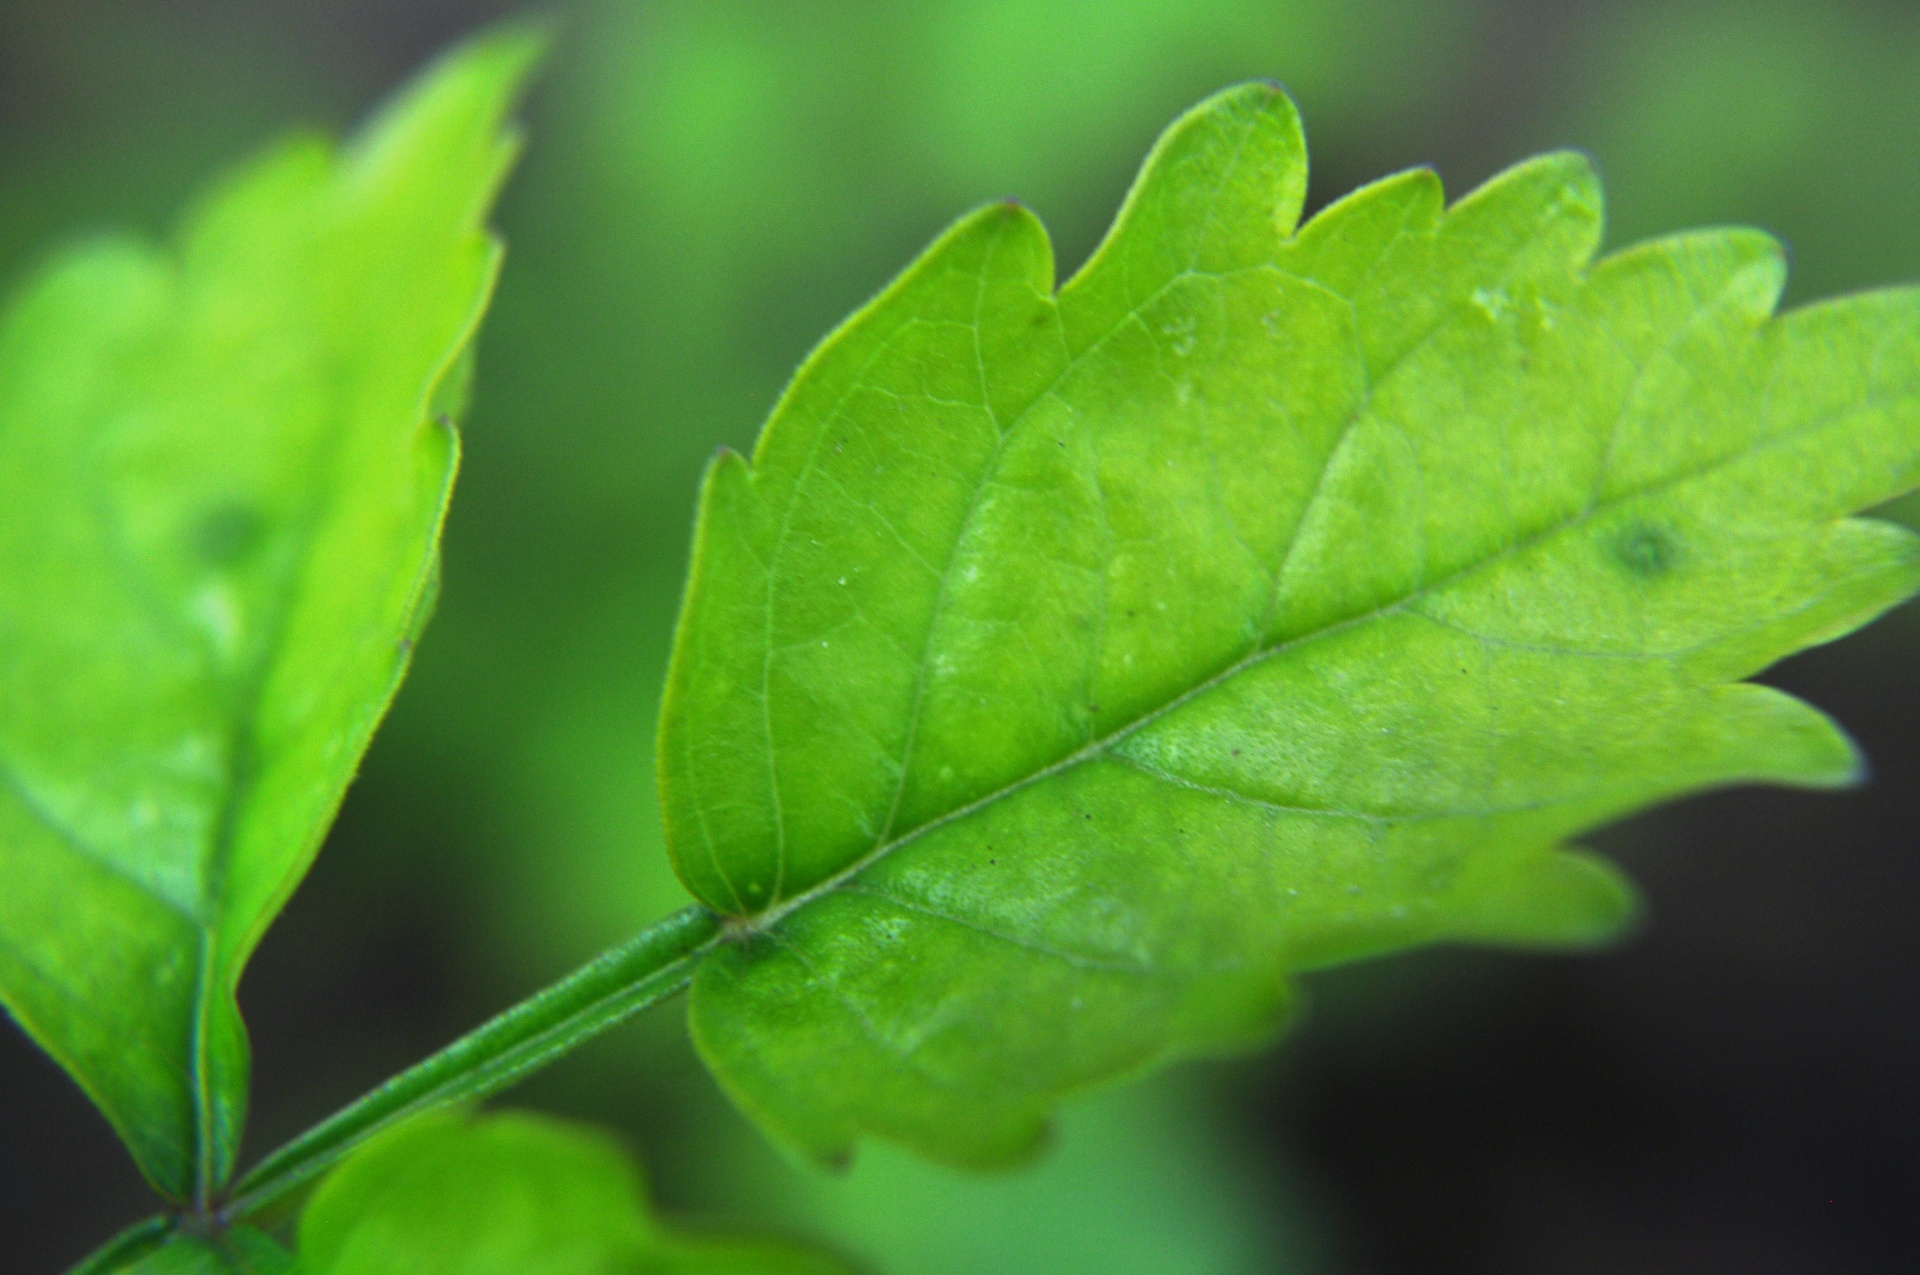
[839,882,1159,975]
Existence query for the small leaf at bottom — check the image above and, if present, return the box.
[296,1110,853,1275]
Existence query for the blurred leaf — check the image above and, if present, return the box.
[464,0,1480,529]
[0,29,537,1200]
[115,1228,292,1275]
[296,1110,852,1275]
[1554,0,1920,299]
[662,84,1920,1167]
[725,1075,1323,1275]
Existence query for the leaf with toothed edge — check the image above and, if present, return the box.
[0,28,540,1202]
[658,80,1920,1170]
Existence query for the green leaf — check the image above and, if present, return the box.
[660,83,1920,1166]
[0,29,539,1201]
[295,1110,853,1275]
[113,1229,293,1275]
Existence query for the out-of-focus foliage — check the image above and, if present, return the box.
[1548,0,1920,300]
[118,1229,291,1275]
[716,1075,1322,1275]
[296,1110,851,1275]
[0,28,534,1202]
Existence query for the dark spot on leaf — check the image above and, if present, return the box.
[191,502,264,568]
[1612,521,1682,579]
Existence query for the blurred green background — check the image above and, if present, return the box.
[5,2,1920,1272]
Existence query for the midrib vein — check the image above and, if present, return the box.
[748,211,1548,930]
[744,379,1890,938]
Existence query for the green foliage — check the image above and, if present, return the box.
[726,1075,1318,1275]
[116,1230,292,1275]
[1551,0,1920,301]
[661,84,1920,1167]
[0,30,539,1200]
[296,1110,851,1275]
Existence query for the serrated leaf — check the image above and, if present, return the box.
[296,1110,853,1275]
[0,30,538,1200]
[659,84,1920,1167]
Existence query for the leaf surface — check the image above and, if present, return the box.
[660,84,1920,1166]
[0,30,537,1199]
[115,1231,293,1275]
[296,1110,852,1275]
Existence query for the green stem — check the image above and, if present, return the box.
[65,906,723,1273]
[223,903,720,1220]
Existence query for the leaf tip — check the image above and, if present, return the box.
[443,13,556,97]
[1192,78,1306,160]
[1209,76,1299,112]
[344,10,552,193]
[1820,726,1872,789]
[1443,848,1643,952]
[1457,147,1606,263]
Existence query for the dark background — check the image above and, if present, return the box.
[4,2,1918,1272]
